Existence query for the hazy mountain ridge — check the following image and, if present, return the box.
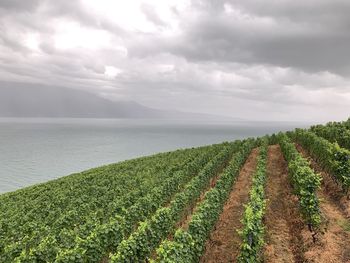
[0,82,238,120]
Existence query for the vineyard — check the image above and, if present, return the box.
[1,119,350,262]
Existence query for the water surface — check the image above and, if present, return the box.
[0,118,312,194]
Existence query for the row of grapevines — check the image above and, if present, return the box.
[0,148,184,243]
[53,143,229,263]
[292,129,350,194]
[152,139,256,263]
[343,118,350,129]
[278,133,322,231]
[13,144,224,263]
[0,144,222,262]
[109,140,250,263]
[319,118,350,130]
[310,123,350,150]
[238,139,268,263]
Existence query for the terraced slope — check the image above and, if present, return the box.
[1,118,350,263]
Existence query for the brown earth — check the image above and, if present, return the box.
[150,152,235,261]
[263,145,306,263]
[295,144,350,263]
[175,155,234,231]
[177,170,221,231]
[199,147,259,263]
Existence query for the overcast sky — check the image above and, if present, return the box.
[1,0,350,121]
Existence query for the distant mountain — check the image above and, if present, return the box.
[0,81,237,120]
[0,82,160,118]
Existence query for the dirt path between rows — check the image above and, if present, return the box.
[295,144,350,263]
[174,154,234,232]
[177,169,222,231]
[263,145,305,263]
[199,147,259,263]
[149,152,235,261]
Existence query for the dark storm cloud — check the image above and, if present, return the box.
[4,0,349,74]
[127,0,350,74]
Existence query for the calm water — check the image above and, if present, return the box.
[0,118,312,194]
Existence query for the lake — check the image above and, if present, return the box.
[0,118,312,194]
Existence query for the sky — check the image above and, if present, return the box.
[1,0,350,122]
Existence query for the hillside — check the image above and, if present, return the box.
[0,81,235,120]
[1,119,350,262]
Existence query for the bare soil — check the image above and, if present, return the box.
[149,152,235,261]
[176,156,233,231]
[295,144,350,263]
[177,171,221,231]
[263,145,306,263]
[199,148,259,263]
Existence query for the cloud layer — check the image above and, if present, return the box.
[1,0,350,121]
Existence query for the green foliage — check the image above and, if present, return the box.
[154,139,256,263]
[268,133,278,145]
[55,144,227,263]
[238,140,268,263]
[0,142,227,262]
[311,121,350,150]
[278,132,322,230]
[294,129,350,193]
[4,119,350,263]
[109,141,245,262]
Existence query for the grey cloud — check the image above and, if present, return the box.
[0,32,26,53]
[140,3,167,27]
[43,1,128,36]
[232,0,350,23]
[0,0,124,36]
[1,0,350,121]
[0,0,41,11]
[43,1,100,28]
[128,0,350,75]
